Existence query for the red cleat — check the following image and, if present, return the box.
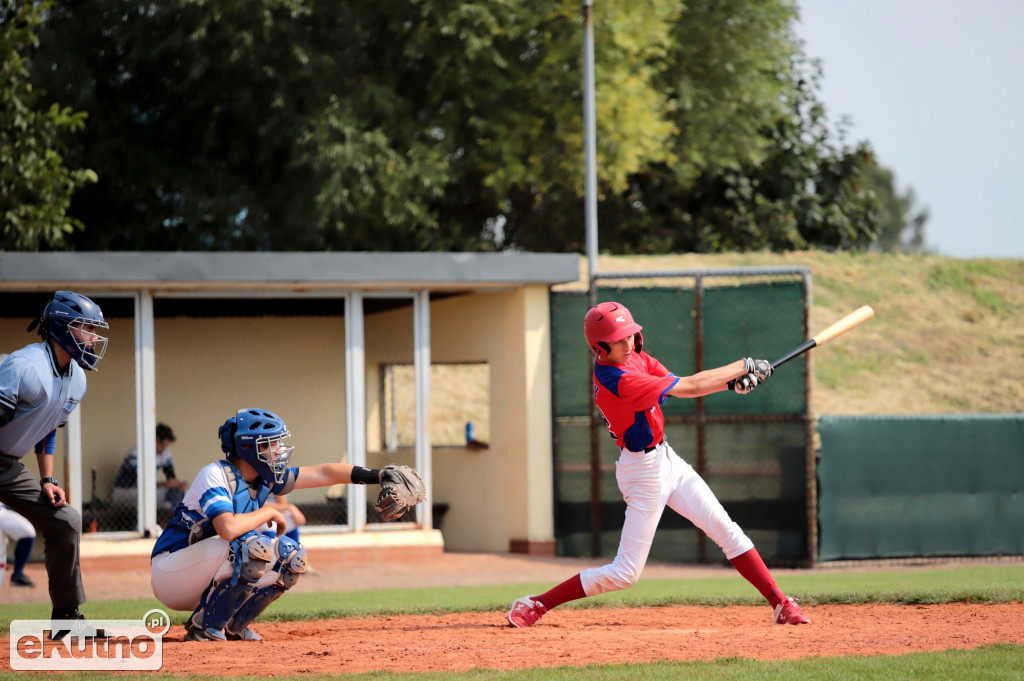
[773,597,811,625]
[507,596,548,628]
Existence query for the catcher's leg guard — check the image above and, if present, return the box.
[226,536,308,641]
[272,535,309,588]
[223,585,281,641]
[196,532,273,640]
[185,582,214,641]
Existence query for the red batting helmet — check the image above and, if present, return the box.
[584,301,643,359]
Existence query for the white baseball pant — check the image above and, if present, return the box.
[0,506,37,541]
[151,536,290,612]
[580,440,754,596]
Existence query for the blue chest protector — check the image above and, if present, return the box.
[224,460,273,512]
[152,460,296,557]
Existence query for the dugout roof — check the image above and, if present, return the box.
[0,251,579,292]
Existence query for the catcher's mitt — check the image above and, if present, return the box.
[374,465,427,522]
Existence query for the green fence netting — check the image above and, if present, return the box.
[551,277,811,564]
[818,414,1024,560]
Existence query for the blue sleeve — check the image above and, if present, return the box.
[199,485,235,520]
[34,429,57,455]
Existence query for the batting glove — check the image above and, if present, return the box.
[728,373,759,395]
[744,358,773,381]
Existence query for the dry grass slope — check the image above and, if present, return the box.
[556,251,1023,415]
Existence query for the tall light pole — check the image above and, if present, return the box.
[583,0,598,305]
[582,0,602,557]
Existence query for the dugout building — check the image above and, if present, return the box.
[0,252,578,566]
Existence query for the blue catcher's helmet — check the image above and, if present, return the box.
[29,291,109,371]
[218,408,294,485]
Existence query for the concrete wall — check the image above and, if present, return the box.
[361,287,555,552]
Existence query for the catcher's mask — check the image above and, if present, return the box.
[584,301,644,360]
[219,408,294,485]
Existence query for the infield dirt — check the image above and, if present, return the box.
[153,603,1023,675]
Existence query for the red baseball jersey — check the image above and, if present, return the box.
[593,351,680,452]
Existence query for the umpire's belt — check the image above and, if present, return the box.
[643,439,664,453]
[0,454,20,473]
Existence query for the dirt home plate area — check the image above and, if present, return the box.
[3,552,1023,674]
[154,603,1024,675]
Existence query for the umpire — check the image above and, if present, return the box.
[0,292,108,627]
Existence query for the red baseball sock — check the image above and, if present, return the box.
[538,574,586,610]
[729,547,786,607]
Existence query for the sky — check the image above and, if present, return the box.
[794,0,1024,259]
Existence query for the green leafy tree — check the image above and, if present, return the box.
[865,163,931,254]
[30,0,883,254]
[31,0,681,251]
[591,52,884,254]
[680,56,882,253]
[497,0,822,253]
[0,0,94,250]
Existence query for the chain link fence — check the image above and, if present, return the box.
[551,268,813,565]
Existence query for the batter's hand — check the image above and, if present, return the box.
[728,373,759,395]
[743,358,773,381]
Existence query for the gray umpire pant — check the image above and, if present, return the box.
[0,455,86,609]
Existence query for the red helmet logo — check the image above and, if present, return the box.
[584,302,643,358]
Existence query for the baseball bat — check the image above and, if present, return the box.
[771,305,875,369]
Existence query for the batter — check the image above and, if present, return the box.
[507,301,810,628]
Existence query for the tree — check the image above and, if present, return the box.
[485,0,837,253]
[29,0,683,251]
[864,163,931,254]
[0,0,94,250]
[29,0,882,254]
[669,56,882,253]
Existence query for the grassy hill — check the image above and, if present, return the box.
[557,251,1023,415]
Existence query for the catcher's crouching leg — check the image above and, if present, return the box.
[225,535,308,641]
[187,532,273,642]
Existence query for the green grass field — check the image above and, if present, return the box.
[2,565,1022,680]
[3,647,1021,681]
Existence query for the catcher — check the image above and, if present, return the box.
[150,407,425,642]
